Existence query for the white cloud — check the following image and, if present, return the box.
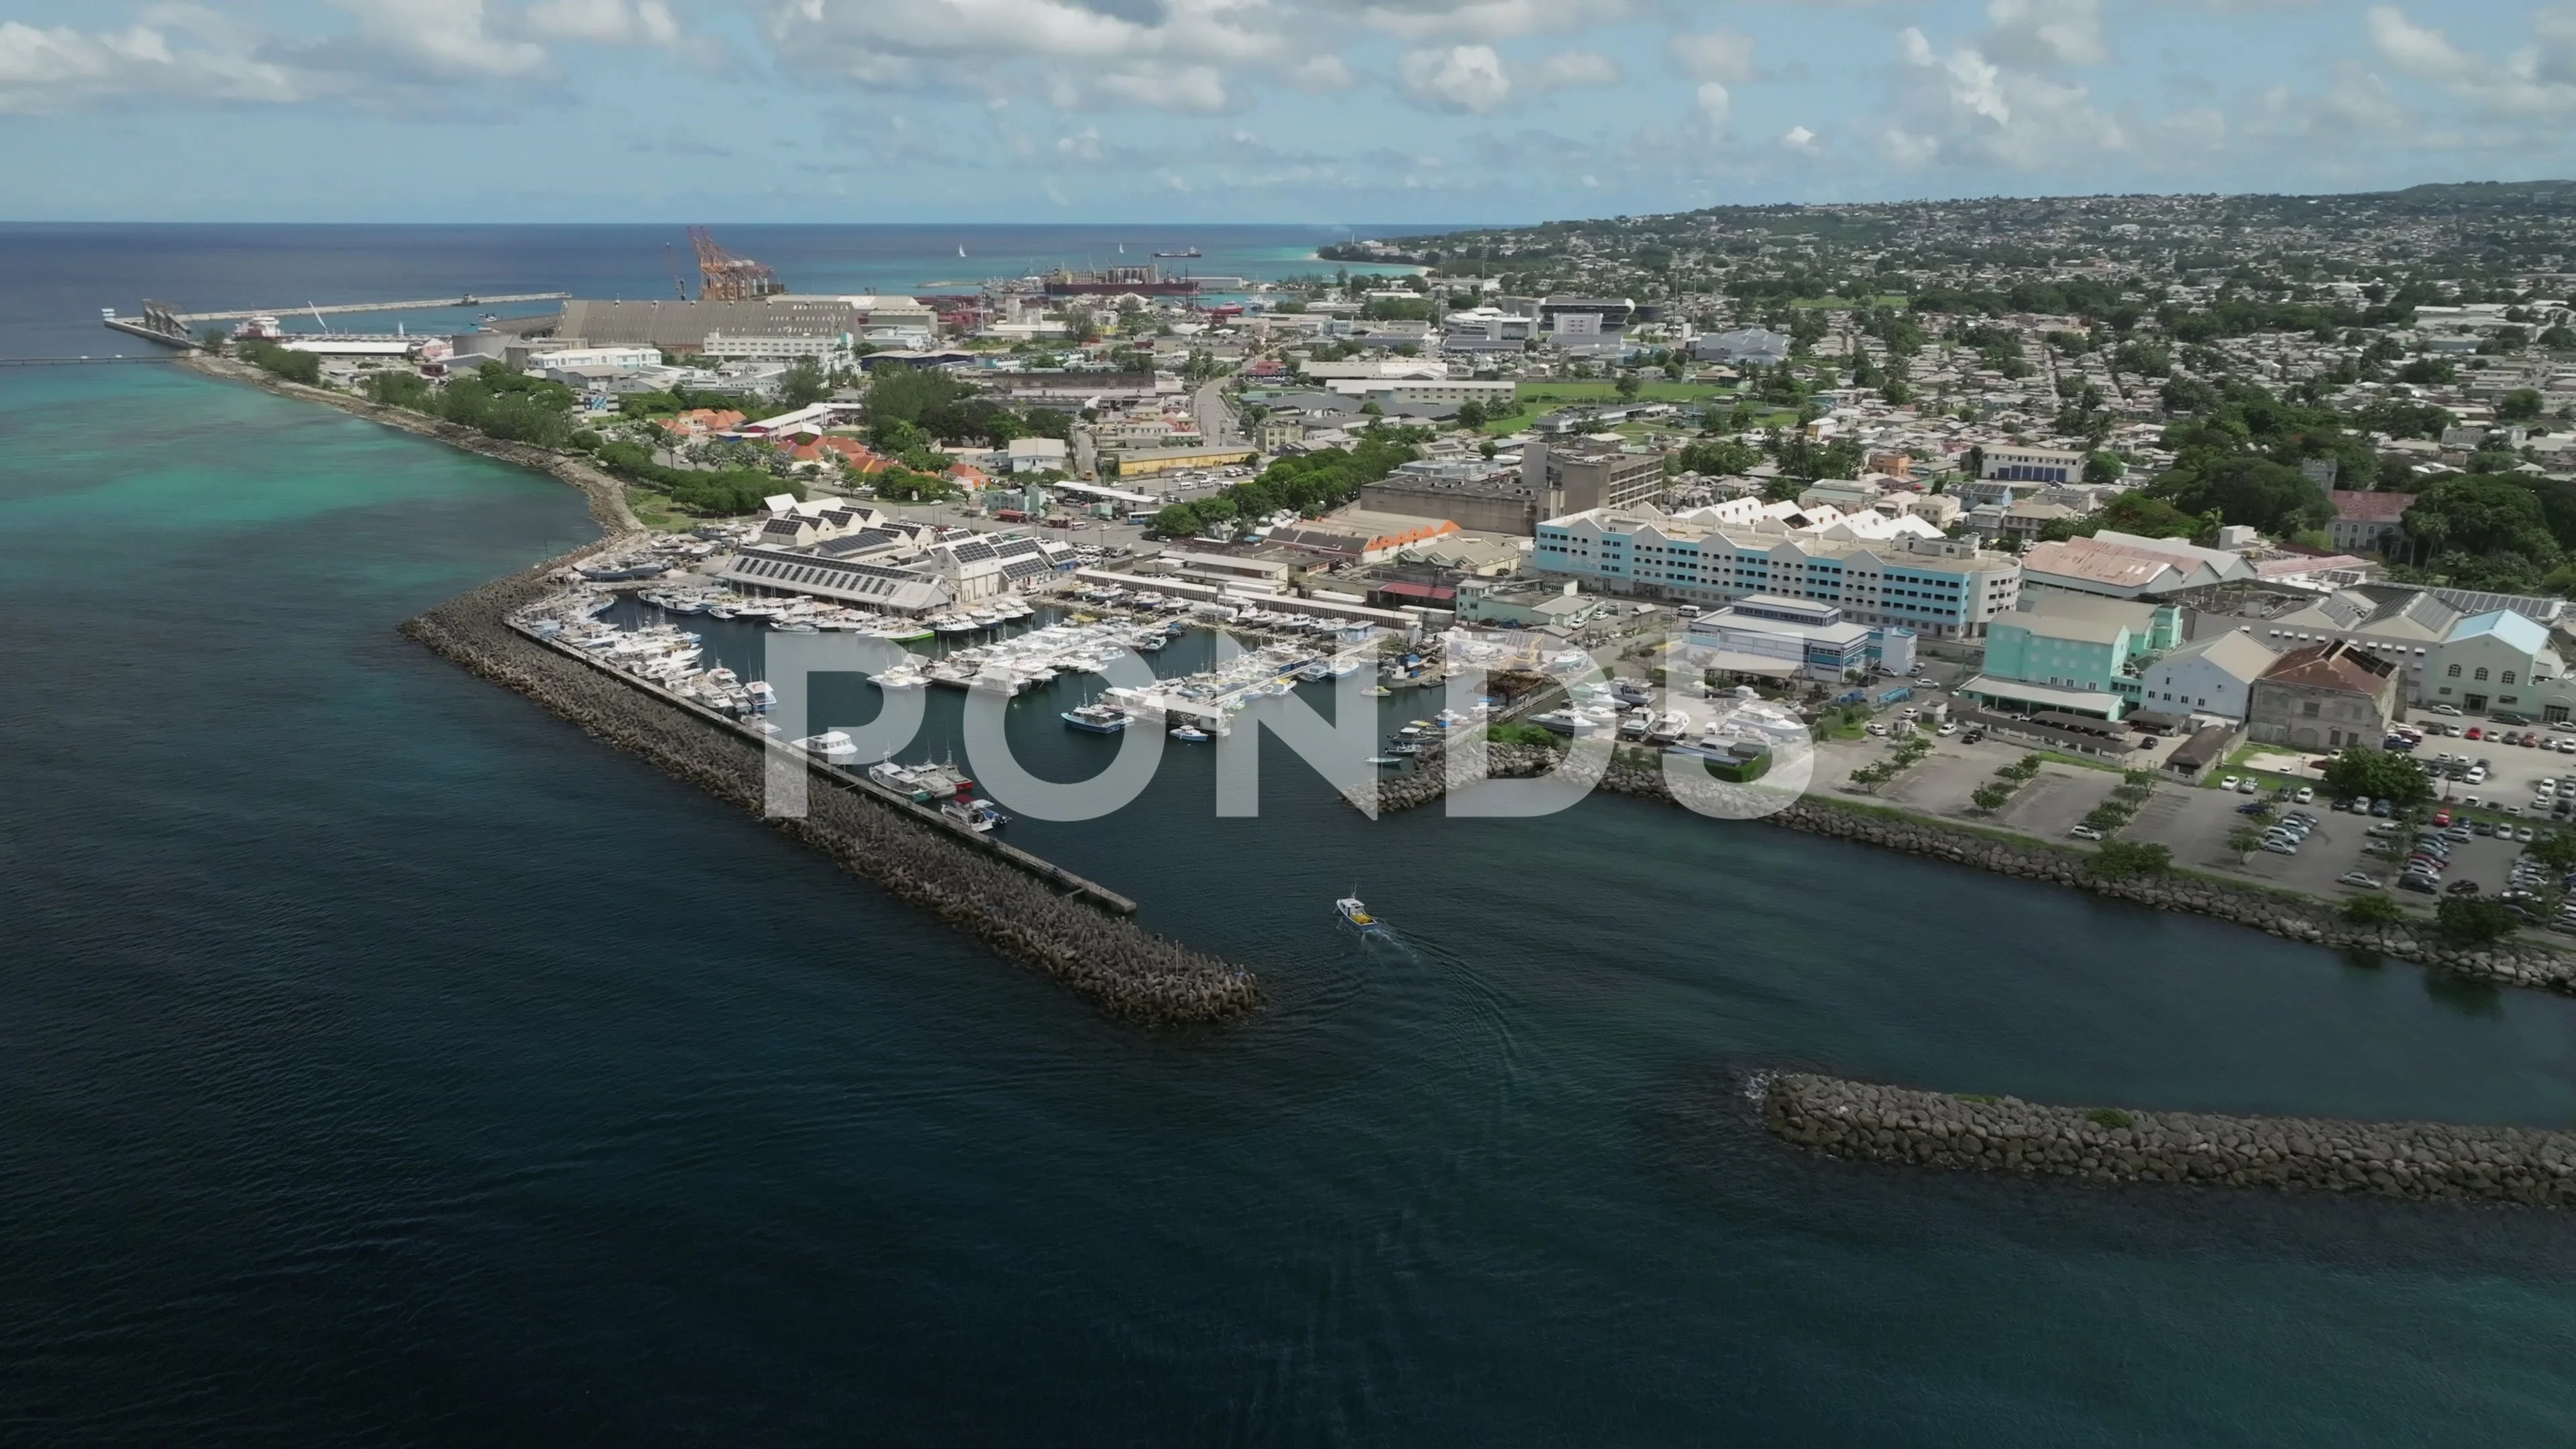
[2366,6,2475,80]
[1695,80,1730,127]
[0,7,301,114]
[1782,123,1818,152]
[1883,23,2125,169]
[1531,50,1619,89]
[327,0,545,78]
[1287,53,1356,90]
[522,0,681,47]
[1352,0,1629,42]
[766,0,1285,110]
[1400,43,1511,111]
[1671,29,1757,84]
[1983,0,2107,67]
[2366,5,2576,115]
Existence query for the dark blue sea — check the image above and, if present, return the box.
[7,227,2576,1446]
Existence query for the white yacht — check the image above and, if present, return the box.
[793,731,860,762]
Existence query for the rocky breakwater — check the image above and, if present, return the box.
[1763,1071,2576,1208]
[402,552,1263,1026]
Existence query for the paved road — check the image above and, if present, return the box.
[1193,375,1240,448]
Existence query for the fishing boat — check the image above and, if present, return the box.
[745,682,777,712]
[867,760,930,799]
[1062,703,1130,734]
[793,731,860,763]
[1366,755,1407,767]
[941,796,1008,833]
[1169,723,1210,743]
[1336,896,1385,934]
[869,663,928,691]
[1362,684,1391,697]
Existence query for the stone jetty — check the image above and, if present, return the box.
[1372,736,2576,996]
[400,553,1263,1024]
[1762,1071,2576,1208]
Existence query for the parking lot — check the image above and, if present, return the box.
[1815,708,2569,927]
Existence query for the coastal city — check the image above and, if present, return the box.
[32,0,2576,1434]
[153,185,2576,963]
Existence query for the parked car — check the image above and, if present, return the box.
[2372,798,2395,816]
[2293,786,2315,804]
[2068,824,2105,841]
[2236,801,2272,816]
[2400,875,2440,893]
[2337,871,2383,888]
[2447,879,2483,895]
[2261,840,2298,855]
[2236,777,2258,794]
[2467,727,2485,740]
[2218,775,2241,792]
[2518,826,2538,843]
[2429,703,2465,716]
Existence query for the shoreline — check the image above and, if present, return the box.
[178,352,642,535]
[1379,737,2576,996]
[174,350,2573,1016]
[1761,1071,2576,1208]
[178,351,1261,1024]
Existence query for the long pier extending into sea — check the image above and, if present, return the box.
[103,292,570,347]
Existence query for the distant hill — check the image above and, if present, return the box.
[2384,179,2576,201]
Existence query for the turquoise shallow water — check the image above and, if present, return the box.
[9,237,2576,1444]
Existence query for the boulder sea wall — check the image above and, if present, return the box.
[402,554,1263,1026]
[1762,1071,2576,1208]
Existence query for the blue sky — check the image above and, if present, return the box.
[3,1,2573,223]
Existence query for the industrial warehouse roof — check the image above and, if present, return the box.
[719,547,953,612]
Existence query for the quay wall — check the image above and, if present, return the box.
[400,559,1263,1024]
[1371,738,2576,995]
[1762,1071,2576,1208]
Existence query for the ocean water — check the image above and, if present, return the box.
[9,231,2576,1444]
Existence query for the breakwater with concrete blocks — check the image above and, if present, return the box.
[1373,737,2576,996]
[401,553,1263,1024]
[1761,1071,2576,1208]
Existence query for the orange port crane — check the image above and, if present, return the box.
[688,226,783,302]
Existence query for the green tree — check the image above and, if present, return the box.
[778,356,830,410]
[2402,476,2563,568]
[865,366,977,429]
[1969,783,2015,813]
[2318,748,2430,803]
[2434,895,2516,944]
[2082,451,2127,485]
[2523,830,2576,873]
[2498,389,2545,423]
[2146,454,2331,537]
[2090,841,2171,877]
[2226,826,2263,857]
[1615,372,1643,400]
[2344,892,2404,924]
